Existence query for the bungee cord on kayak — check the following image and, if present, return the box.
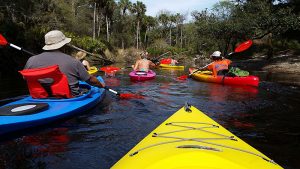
[124,107,277,166]
[113,105,281,168]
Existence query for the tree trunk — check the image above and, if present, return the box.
[169,27,172,46]
[93,3,96,40]
[180,25,183,48]
[121,39,124,49]
[136,21,139,49]
[97,14,101,37]
[144,27,148,48]
[106,15,109,42]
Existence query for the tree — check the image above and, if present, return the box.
[130,1,146,49]
[117,0,132,48]
[143,15,157,48]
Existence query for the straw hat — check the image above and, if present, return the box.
[42,30,71,50]
[75,51,87,60]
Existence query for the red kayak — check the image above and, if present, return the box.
[129,70,156,81]
[189,68,259,87]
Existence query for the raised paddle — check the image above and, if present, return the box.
[178,40,253,80]
[0,33,143,99]
[0,34,35,55]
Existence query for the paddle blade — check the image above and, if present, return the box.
[119,93,144,99]
[0,34,8,46]
[100,66,120,72]
[177,75,188,80]
[234,40,253,53]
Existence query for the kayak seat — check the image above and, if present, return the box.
[135,71,147,75]
[19,65,72,99]
[0,103,49,116]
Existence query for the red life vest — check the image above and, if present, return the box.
[19,65,72,99]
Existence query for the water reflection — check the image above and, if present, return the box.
[22,128,70,156]
[0,65,299,169]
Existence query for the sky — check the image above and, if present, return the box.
[131,0,221,21]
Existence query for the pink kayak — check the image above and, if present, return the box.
[129,70,156,81]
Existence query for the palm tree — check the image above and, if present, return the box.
[143,15,157,47]
[118,0,132,48]
[131,1,146,49]
[158,12,170,42]
[119,0,132,16]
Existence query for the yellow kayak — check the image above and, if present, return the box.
[112,104,282,169]
[87,66,98,74]
[159,64,184,70]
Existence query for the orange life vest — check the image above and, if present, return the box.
[207,59,232,76]
[19,65,72,99]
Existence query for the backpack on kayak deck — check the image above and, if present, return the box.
[228,67,249,77]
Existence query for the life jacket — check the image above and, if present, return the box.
[207,59,232,76]
[19,65,72,99]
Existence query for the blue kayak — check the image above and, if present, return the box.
[0,76,105,136]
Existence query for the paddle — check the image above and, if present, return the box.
[104,87,144,99]
[151,51,171,63]
[178,40,253,80]
[0,34,35,55]
[0,33,142,99]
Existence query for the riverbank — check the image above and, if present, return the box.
[232,50,299,72]
[232,50,300,86]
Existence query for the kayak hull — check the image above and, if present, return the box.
[0,76,105,136]
[112,104,282,169]
[129,70,156,81]
[87,66,98,74]
[159,64,184,70]
[189,68,259,87]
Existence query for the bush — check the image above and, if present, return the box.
[64,32,107,54]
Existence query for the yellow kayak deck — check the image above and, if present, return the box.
[112,104,282,169]
[87,66,98,74]
[159,64,185,70]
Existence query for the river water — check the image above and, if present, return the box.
[0,65,299,169]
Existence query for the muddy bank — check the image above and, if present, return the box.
[231,51,300,86]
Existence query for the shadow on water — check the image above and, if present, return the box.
[0,65,300,169]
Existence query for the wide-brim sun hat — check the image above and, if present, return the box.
[210,51,222,57]
[43,30,71,50]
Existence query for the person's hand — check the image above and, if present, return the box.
[101,82,105,88]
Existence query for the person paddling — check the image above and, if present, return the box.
[203,51,232,76]
[75,51,92,71]
[132,51,156,72]
[24,30,105,97]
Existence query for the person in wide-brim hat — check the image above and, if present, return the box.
[42,30,71,50]
[24,29,105,97]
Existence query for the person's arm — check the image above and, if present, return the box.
[86,75,105,88]
[149,60,156,68]
[82,60,91,70]
[76,59,104,88]
[133,60,139,71]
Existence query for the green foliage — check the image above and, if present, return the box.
[65,32,107,54]
[1,0,299,64]
[190,0,300,57]
[146,39,188,57]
